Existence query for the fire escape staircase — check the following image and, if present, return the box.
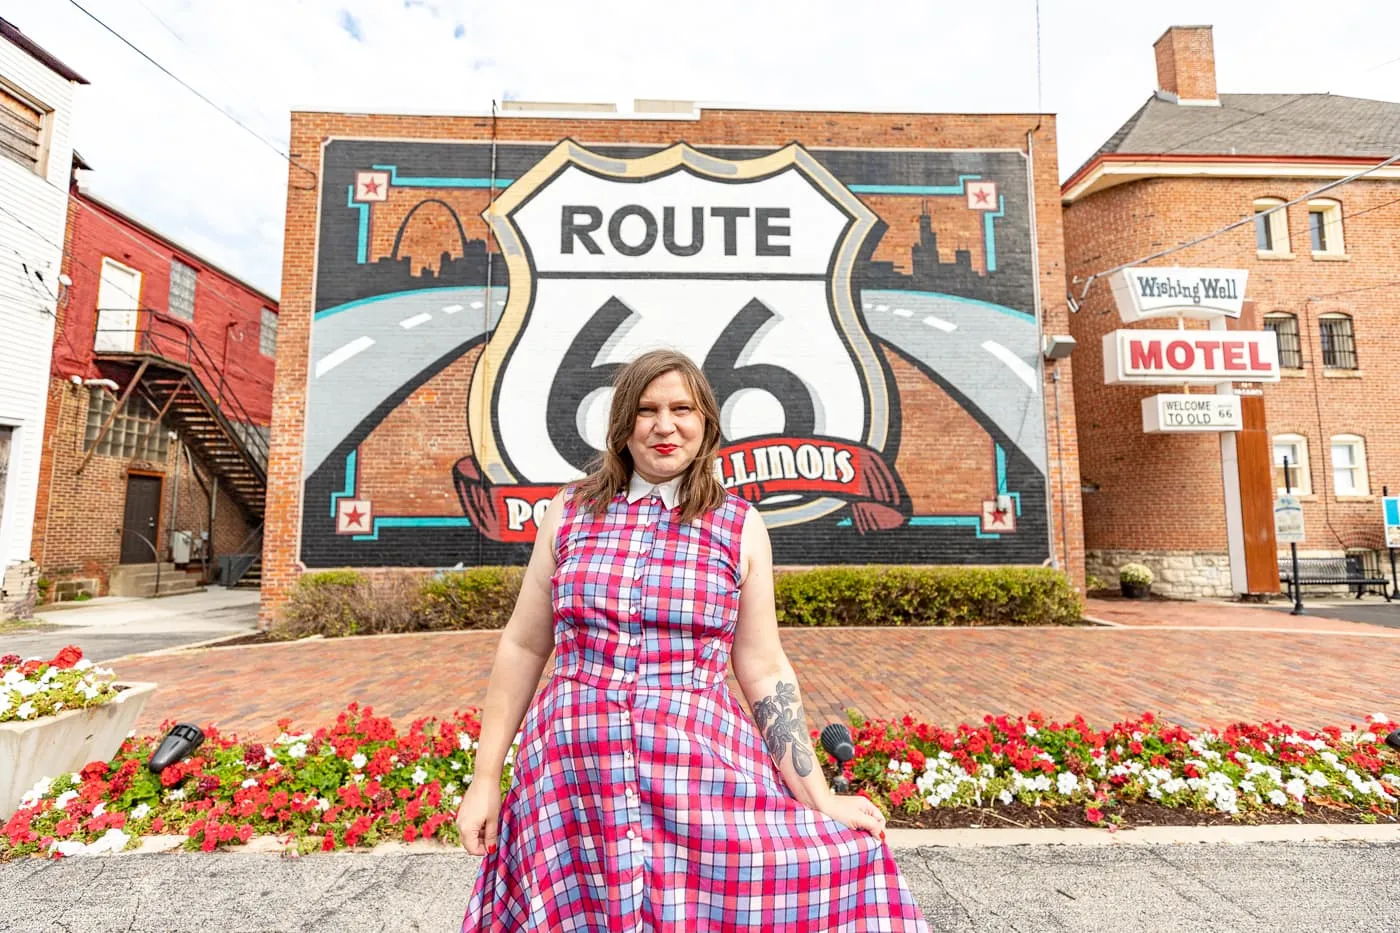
[84,308,268,586]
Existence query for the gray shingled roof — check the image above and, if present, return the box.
[1086,92,1400,166]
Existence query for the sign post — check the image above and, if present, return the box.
[1384,486,1400,599]
[1276,456,1305,614]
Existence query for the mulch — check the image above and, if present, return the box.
[888,800,1397,830]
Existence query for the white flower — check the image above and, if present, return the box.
[240,779,258,789]
[318,797,331,812]
[452,794,463,806]
[411,767,428,786]
[998,789,1013,805]
[1370,712,1389,723]
[3,669,24,685]
[445,782,458,795]
[1024,725,1038,737]
[449,760,462,771]
[130,803,151,820]
[14,680,38,698]
[80,684,100,701]
[16,701,35,719]
[457,733,475,752]
[1239,780,1255,793]
[351,753,367,770]
[50,840,87,857]
[287,742,308,759]
[0,691,12,715]
[55,790,79,810]
[40,668,57,684]
[1285,779,1306,800]
[166,789,185,801]
[1307,771,1329,788]
[92,802,106,818]
[1056,772,1079,796]
[88,828,129,855]
[74,659,93,671]
[21,776,54,807]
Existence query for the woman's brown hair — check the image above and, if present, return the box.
[570,349,729,523]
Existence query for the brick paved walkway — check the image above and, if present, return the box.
[109,607,1400,741]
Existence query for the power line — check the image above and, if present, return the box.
[0,199,274,395]
[1077,149,1400,299]
[63,0,316,187]
[1158,95,1308,156]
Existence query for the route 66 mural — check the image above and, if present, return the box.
[305,138,1049,568]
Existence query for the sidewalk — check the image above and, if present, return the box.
[0,587,259,663]
[98,596,1400,742]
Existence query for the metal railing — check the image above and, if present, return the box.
[94,307,270,472]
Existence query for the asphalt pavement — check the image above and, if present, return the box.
[0,839,1395,932]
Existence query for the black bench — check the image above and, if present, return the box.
[1278,556,1392,601]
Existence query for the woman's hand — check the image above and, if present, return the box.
[816,793,887,840]
[455,780,503,856]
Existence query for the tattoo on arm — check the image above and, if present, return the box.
[752,681,814,777]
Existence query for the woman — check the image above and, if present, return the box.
[457,349,930,931]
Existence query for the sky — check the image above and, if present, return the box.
[7,0,1400,299]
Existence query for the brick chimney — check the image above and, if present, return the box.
[1153,25,1218,104]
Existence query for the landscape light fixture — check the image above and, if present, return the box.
[147,723,205,774]
[820,722,857,794]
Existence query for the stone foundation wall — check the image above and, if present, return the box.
[1085,550,1233,600]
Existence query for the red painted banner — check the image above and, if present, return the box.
[452,437,909,543]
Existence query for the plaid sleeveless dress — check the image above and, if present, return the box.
[462,488,930,932]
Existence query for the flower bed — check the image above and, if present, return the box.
[1,647,119,723]
[2,704,1396,859]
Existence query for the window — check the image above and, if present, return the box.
[168,259,197,320]
[1307,199,1344,255]
[1263,312,1303,369]
[1273,434,1311,494]
[0,82,48,173]
[1330,435,1369,496]
[259,307,278,357]
[84,388,169,461]
[1253,198,1289,255]
[1318,313,1357,369]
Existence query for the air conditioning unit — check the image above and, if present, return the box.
[171,531,193,565]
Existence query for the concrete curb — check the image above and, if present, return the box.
[109,823,1400,857]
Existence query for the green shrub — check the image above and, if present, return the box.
[270,570,419,640]
[273,564,1081,638]
[415,566,526,630]
[773,566,1081,627]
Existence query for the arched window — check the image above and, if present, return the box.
[1262,312,1302,369]
[1272,434,1310,494]
[1253,197,1290,255]
[1330,434,1369,496]
[1318,313,1357,369]
[1306,198,1345,256]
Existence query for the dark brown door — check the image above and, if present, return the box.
[1236,395,1281,594]
[121,475,162,564]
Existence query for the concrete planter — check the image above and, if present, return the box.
[0,682,157,819]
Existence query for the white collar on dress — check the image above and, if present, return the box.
[625,472,682,510]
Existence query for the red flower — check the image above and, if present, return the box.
[322,830,336,851]
[52,645,83,670]
[1085,807,1104,824]
[151,818,164,833]
[0,653,20,667]
[18,660,41,676]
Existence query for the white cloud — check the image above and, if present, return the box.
[7,0,1400,298]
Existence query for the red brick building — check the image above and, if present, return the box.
[31,161,277,599]
[1064,26,1400,598]
[263,104,1084,623]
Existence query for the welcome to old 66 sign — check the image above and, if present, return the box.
[456,141,901,541]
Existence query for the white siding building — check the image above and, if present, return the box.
[0,19,85,618]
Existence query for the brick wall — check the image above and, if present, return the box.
[263,108,1084,624]
[30,377,256,595]
[1065,173,1400,569]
